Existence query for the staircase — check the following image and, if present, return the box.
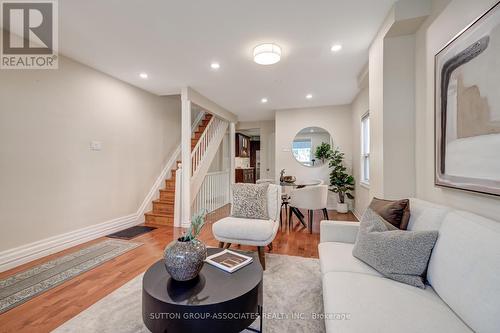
[144,113,213,225]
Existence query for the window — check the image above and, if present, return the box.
[292,139,312,164]
[361,113,370,185]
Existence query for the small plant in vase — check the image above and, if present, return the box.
[164,211,207,281]
[328,147,355,213]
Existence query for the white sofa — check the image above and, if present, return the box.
[319,198,500,333]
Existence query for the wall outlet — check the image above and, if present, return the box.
[89,141,102,151]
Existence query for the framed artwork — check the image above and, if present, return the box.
[435,1,500,196]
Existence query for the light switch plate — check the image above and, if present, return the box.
[90,141,102,151]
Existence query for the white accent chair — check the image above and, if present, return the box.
[212,184,281,269]
[289,185,329,233]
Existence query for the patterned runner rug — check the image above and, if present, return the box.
[0,239,141,314]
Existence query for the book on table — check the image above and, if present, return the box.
[205,249,253,273]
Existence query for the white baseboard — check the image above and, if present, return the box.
[352,209,363,221]
[0,147,181,273]
[0,214,137,272]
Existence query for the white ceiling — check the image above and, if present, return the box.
[59,0,396,121]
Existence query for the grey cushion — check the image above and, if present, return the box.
[231,183,269,220]
[352,208,438,288]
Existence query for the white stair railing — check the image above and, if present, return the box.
[173,162,183,227]
[191,116,226,176]
[174,115,229,227]
[193,170,230,214]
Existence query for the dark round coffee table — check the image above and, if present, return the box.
[142,247,263,333]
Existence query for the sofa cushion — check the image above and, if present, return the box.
[407,198,450,231]
[231,183,269,219]
[322,272,472,333]
[427,211,500,333]
[353,208,438,288]
[369,197,411,229]
[318,242,381,277]
[212,216,278,245]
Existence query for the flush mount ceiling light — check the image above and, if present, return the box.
[306,94,313,99]
[261,98,268,103]
[331,44,343,52]
[210,62,220,70]
[253,43,281,65]
[139,72,148,79]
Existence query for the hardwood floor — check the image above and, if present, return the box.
[0,206,357,333]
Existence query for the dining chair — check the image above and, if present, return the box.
[288,185,329,233]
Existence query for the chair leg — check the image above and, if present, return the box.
[280,204,283,229]
[257,246,266,270]
[218,242,224,248]
[284,203,288,228]
[293,208,306,228]
[308,210,314,234]
[224,243,232,249]
[322,208,329,220]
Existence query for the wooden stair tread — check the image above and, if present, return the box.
[153,199,174,204]
[156,200,175,205]
[145,211,174,217]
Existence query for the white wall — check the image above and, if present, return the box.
[0,56,181,252]
[275,105,353,209]
[208,133,229,172]
[368,0,429,201]
[351,87,371,218]
[415,0,500,221]
[383,34,417,198]
[369,7,396,199]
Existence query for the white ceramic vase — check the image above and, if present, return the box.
[337,202,348,213]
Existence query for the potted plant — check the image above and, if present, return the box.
[164,211,207,281]
[315,142,332,163]
[328,147,355,213]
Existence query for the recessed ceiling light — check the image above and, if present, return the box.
[261,98,268,103]
[331,44,343,52]
[139,72,148,79]
[253,43,281,65]
[210,62,220,70]
[306,94,313,99]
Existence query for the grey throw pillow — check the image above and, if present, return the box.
[352,208,438,288]
[231,183,269,220]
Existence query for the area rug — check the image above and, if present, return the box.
[53,254,325,333]
[0,239,141,314]
[107,226,157,240]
